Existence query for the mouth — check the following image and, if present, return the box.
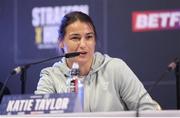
[80,51,88,55]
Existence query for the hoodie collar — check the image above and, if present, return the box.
[52,52,111,76]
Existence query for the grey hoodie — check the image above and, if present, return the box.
[35,52,160,112]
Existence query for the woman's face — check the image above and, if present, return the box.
[60,20,96,66]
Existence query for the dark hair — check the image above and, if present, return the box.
[58,11,97,41]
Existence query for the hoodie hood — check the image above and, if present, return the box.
[52,52,111,76]
[90,52,111,74]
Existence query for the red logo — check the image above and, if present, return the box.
[132,10,180,32]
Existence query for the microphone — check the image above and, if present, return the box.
[136,58,178,117]
[168,57,179,71]
[65,52,81,58]
[0,52,80,97]
[11,52,81,75]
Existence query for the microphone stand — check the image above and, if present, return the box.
[136,58,179,117]
[175,60,180,109]
[19,56,62,94]
[136,69,169,117]
[20,65,28,94]
[0,52,80,99]
[15,52,81,94]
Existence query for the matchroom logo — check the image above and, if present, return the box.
[132,10,180,32]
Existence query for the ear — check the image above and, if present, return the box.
[58,40,64,48]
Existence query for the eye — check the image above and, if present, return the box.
[70,36,81,42]
[85,34,94,40]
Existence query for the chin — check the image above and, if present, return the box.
[76,58,89,64]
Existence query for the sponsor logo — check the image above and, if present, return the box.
[32,5,89,49]
[132,10,180,32]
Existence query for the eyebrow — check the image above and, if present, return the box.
[69,34,80,37]
[69,32,94,37]
[86,32,94,35]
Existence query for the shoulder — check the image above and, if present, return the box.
[105,55,128,71]
[94,52,126,66]
[40,61,69,76]
[40,66,57,75]
[93,52,129,71]
[39,67,65,81]
[108,57,126,66]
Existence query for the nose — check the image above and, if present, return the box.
[79,38,87,48]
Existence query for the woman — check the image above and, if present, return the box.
[35,11,160,111]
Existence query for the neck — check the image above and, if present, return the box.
[79,62,92,76]
[66,59,93,76]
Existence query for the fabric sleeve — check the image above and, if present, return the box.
[34,67,56,94]
[112,59,161,110]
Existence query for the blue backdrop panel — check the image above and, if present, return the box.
[0,0,180,109]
